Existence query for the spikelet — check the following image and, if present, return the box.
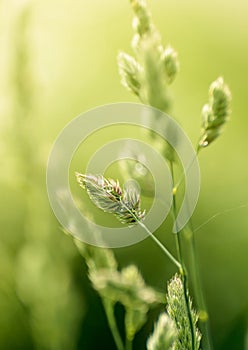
[130,0,152,37]
[166,274,201,350]
[117,52,142,96]
[147,313,177,350]
[198,77,231,148]
[76,173,145,226]
[161,46,179,84]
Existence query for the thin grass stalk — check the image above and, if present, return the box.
[170,161,196,350]
[125,338,133,350]
[186,220,213,350]
[186,148,212,350]
[138,221,182,271]
[103,299,125,350]
[121,202,182,270]
[170,152,213,349]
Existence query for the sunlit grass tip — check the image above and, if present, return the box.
[76,173,145,226]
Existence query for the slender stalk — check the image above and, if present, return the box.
[103,300,124,350]
[125,338,133,350]
[121,202,182,270]
[186,222,213,350]
[137,221,182,271]
[185,147,212,350]
[120,203,183,350]
[174,152,198,191]
[171,154,213,349]
[170,162,196,350]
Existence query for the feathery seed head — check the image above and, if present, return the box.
[147,313,177,350]
[161,46,179,84]
[76,173,145,226]
[89,264,163,308]
[138,34,171,111]
[166,274,201,349]
[130,0,152,37]
[117,52,142,96]
[198,77,231,148]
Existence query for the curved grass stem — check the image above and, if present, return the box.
[103,299,124,350]
[121,202,182,270]
[137,221,182,271]
[125,338,133,350]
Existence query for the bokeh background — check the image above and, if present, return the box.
[1,0,248,349]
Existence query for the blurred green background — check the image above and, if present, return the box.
[1,0,248,349]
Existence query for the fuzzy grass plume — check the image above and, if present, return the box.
[76,173,145,226]
[147,312,177,350]
[198,77,231,149]
[117,0,179,113]
[76,172,182,270]
[166,274,201,350]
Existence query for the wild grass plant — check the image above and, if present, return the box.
[75,0,231,349]
[0,1,236,349]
